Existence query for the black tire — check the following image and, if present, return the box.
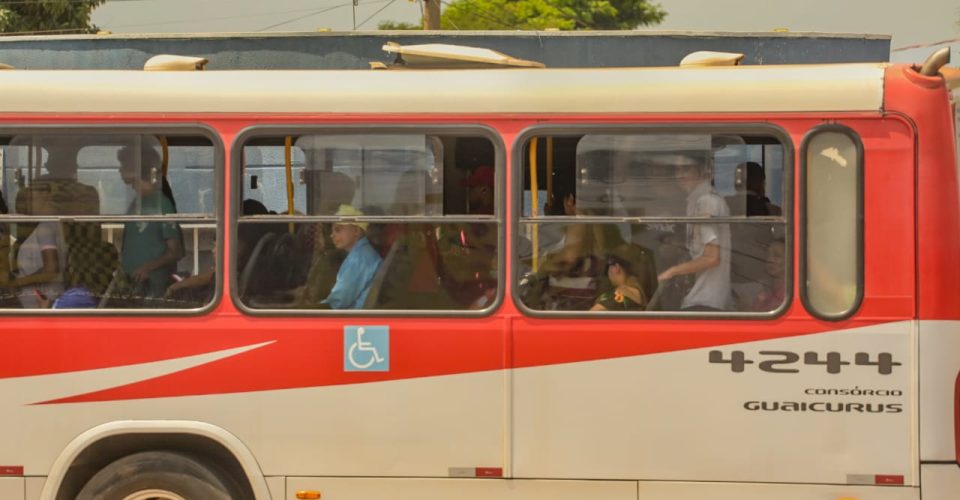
[76,451,236,500]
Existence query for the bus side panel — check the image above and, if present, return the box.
[512,117,916,485]
[0,478,24,500]
[884,67,960,320]
[0,319,508,479]
[918,320,960,462]
[921,463,960,500]
[883,66,960,472]
[286,477,637,500]
[512,324,914,484]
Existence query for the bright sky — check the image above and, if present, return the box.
[91,0,958,63]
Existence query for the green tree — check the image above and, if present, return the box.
[380,0,665,31]
[0,0,106,35]
[378,20,423,30]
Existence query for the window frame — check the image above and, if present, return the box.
[799,124,864,321]
[511,123,795,319]
[0,124,224,316]
[230,125,506,318]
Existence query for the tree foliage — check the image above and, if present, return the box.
[0,0,106,35]
[378,20,423,30]
[380,0,665,31]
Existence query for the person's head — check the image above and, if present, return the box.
[44,146,80,179]
[606,254,634,287]
[744,161,766,196]
[242,199,269,216]
[464,165,495,215]
[330,204,367,251]
[766,238,786,279]
[671,154,711,193]
[118,145,162,195]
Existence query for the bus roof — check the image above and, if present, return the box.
[0,63,886,114]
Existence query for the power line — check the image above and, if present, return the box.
[104,6,357,30]
[356,0,397,29]
[256,1,387,32]
[892,37,960,52]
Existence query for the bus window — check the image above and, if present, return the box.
[236,131,500,312]
[516,130,789,314]
[802,127,862,319]
[0,132,218,310]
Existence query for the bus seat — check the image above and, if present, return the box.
[61,221,118,297]
[239,232,277,299]
[362,240,400,309]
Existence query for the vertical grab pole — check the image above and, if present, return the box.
[546,136,554,211]
[159,136,169,178]
[529,138,539,272]
[284,136,295,233]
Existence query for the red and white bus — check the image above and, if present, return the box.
[0,45,957,500]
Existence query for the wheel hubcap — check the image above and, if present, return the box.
[123,490,187,500]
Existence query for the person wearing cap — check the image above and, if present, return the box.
[439,166,498,307]
[321,204,382,309]
[464,165,495,216]
[657,155,731,311]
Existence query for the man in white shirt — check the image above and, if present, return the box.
[657,155,731,311]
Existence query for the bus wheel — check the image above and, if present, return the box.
[76,451,235,500]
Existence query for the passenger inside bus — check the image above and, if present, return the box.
[118,145,184,300]
[657,154,731,311]
[750,236,786,312]
[11,185,65,308]
[293,171,356,307]
[728,161,781,310]
[321,204,382,309]
[591,251,650,311]
[438,165,498,308]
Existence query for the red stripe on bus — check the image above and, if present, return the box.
[27,319,874,404]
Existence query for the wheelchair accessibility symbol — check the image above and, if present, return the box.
[344,325,389,372]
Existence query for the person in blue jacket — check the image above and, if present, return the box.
[322,204,382,309]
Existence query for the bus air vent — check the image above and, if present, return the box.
[680,51,745,67]
[144,54,209,71]
[378,42,545,69]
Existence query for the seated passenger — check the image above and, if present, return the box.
[534,192,626,310]
[440,165,498,308]
[743,161,781,216]
[12,188,65,308]
[751,238,786,312]
[320,204,382,310]
[591,253,650,311]
[118,146,184,299]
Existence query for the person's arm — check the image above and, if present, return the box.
[132,236,184,283]
[12,227,61,286]
[165,269,214,297]
[616,284,645,305]
[658,242,721,281]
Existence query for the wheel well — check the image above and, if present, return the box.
[56,433,256,500]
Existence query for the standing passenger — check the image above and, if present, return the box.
[118,146,184,300]
[657,155,731,311]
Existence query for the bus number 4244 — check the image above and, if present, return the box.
[709,350,902,375]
